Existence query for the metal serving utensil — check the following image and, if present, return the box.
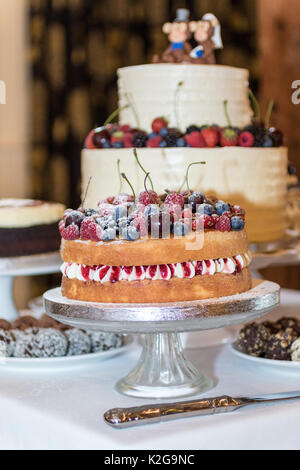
[104,391,300,428]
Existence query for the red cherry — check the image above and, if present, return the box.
[151,117,168,133]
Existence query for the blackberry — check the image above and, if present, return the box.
[186,125,200,134]
[164,133,178,147]
[132,132,147,147]
[244,125,266,147]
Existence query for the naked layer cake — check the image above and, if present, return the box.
[59,187,252,304]
[0,199,65,257]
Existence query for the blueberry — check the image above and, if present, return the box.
[197,203,214,216]
[148,132,158,139]
[215,201,230,216]
[231,216,245,231]
[159,127,168,137]
[117,216,129,230]
[263,135,274,147]
[159,140,167,148]
[188,192,207,212]
[102,228,116,241]
[114,205,128,221]
[122,226,140,241]
[112,141,124,148]
[144,204,159,216]
[103,140,112,148]
[176,138,185,147]
[173,221,189,236]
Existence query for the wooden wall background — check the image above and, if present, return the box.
[259,0,300,289]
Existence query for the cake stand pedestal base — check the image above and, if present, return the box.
[0,276,17,321]
[0,252,61,321]
[44,280,280,399]
[116,333,213,398]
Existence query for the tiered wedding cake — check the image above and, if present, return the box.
[81,10,287,243]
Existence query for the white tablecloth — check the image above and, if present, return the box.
[0,288,300,450]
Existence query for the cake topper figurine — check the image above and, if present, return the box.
[152,8,192,64]
[189,13,223,64]
[152,10,223,65]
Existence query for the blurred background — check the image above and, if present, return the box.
[0,0,299,304]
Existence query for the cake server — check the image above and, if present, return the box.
[104,390,300,428]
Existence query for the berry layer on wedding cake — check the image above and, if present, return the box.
[81,9,288,244]
[60,182,252,304]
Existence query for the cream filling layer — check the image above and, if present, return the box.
[61,252,251,284]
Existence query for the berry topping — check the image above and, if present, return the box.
[231,216,245,231]
[132,132,147,147]
[84,130,96,149]
[197,203,214,216]
[80,217,97,240]
[122,226,140,241]
[148,212,171,239]
[164,192,184,208]
[102,228,116,241]
[220,128,239,147]
[215,214,231,232]
[173,221,189,236]
[201,127,219,148]
[231,206,245,218]
[188,192,206,212]
[215,201,230,216]
[184,131,207,148]
[146,136,162,148]
[61,224,79,240]
[238,131,255,147]
[138,190,159,206]
[92,127,111,148]
[65,210,85,229]
[151,117,168,133]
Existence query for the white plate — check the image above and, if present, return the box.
[0,337,134,371]
[231,345,300,370]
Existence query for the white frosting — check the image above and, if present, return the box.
[61,252,251,284]
[118,64,253,131]
[0,199,65,228]
[81,146,288,243]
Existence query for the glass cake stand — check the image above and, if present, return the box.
[0,252,61,321]
[43,279,280,399]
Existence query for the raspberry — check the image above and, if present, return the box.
[184,131,207,148]
[215,214,231,232]
[132,214,148,237]
[239,131,255,147]
[119,124,131,132]
[147,136,162,148]
[80,217,96,240]
[211,214,220,226]
[58,220,65,233]
[165,192,184,207]
[231,206,245,218]
[61,224,79,240]
[123,132,133,148]
[138,191,159,206]
[98,203,114,217]
[88,223,103,241]
[196,214,214,229]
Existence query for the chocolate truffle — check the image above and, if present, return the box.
[235,323,270,357]
[265,332,293,361]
